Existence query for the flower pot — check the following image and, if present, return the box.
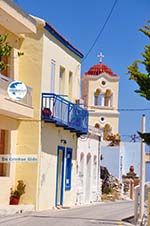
[9,196,20,205]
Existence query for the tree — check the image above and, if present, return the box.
[128,21,150,100]
[0,34,12,72]
[0,33,23,73]
[128,21,150,145]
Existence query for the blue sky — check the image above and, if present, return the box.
[16,0,150,139]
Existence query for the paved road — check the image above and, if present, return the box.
[0,200,134,226]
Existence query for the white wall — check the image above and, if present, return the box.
[122,142,141,177]
[101,141,123,180]
[77,134,100,204]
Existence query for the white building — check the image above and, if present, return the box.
[76,126,101,204]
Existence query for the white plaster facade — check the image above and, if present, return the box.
[76,128,101,205]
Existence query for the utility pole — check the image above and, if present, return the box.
[139,114,146,223]
[97,135,101,201]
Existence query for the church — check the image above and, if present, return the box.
[82,53,120,139]
[76,53,121,205]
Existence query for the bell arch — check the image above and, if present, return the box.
[103,123,112,140]
[104,89,113,107]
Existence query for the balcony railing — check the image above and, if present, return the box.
[41,93,88,135]
[0,73,32,107]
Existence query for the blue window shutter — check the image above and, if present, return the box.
[65,148,72,190]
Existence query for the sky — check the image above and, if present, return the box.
[15,0,150,140]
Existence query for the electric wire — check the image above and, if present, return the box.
[81,0,118,63]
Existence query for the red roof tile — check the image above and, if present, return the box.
[85,63,117,76]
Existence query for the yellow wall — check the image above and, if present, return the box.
[15,28,43,207]
[0,23,32,205]
[0,7,39,206]
[0,115,19,204]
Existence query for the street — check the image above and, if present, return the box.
[0,201,134,226]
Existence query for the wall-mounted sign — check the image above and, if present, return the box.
[7,81,27,101]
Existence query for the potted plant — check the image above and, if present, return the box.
[9,180,26,205]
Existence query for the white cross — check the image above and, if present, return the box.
[97,52,104,63]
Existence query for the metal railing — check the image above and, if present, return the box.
[0,73,32,107]
[41,93,88,135]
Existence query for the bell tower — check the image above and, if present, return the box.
[82,53,119,139]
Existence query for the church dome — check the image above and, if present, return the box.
[85,63,117,77]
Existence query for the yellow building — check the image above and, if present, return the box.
[82,54,119,139]
[37,18,88,210]
[0,0,36,205]
[0,1,88,211]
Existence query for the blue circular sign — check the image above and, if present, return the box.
[7,81,27,101]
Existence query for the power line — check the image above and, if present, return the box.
[118,108,150,112]
[81,0,118,64]
[88,106,150,112]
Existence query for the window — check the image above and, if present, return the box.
[95,123,100,129]
[59,66,65,95]
[50,60,55,93]
[69,71,73,100]
[94,89,100,106]
[94,89,104,106]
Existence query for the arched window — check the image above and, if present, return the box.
[103,124,112,140]
[94,89,100,106]
[94,89,104,106]
[104,89,112,107]
[95,123,100,129]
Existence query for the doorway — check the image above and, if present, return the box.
[55,146,65,207]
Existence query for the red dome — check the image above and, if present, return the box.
[85,63,117,77]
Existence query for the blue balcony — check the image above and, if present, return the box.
[41,93,88,135]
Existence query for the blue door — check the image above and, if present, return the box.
[55,146,65,206]
[65,148,72,190]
